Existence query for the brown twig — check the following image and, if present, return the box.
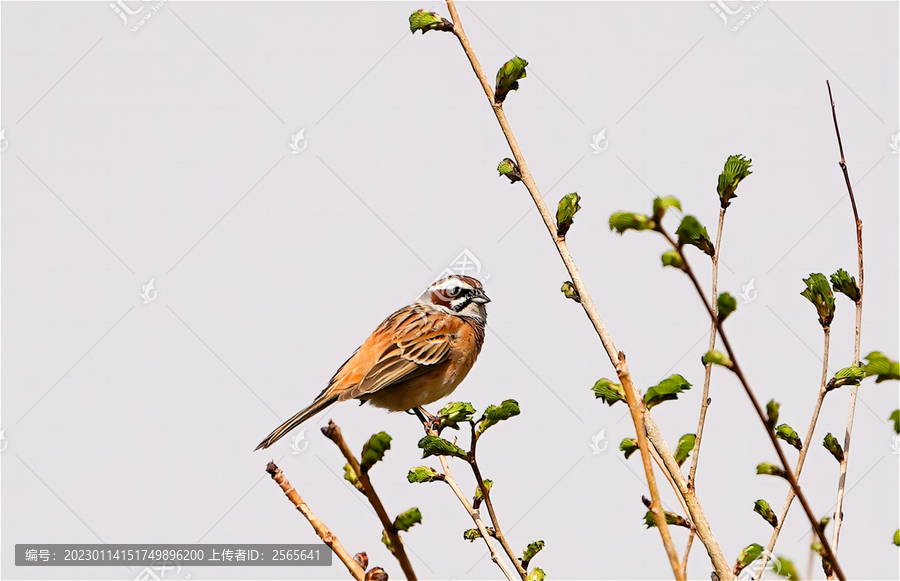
[265,461,366,581]
[681,206,725,572]
[754,327,831,580]
[322,420,417,581]
[468,421,528,580]
[825,80,864,571]
[658,227,845,580]
[441,2,695,577]
[424,416,516,581]
[688,207,726,489]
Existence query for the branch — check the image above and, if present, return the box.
[265,461,366,581]
[687,207,726,488]
[429,423,517,581]
[826,80,864,570]
[321,421,418,581]
[442,2,697,577]
[754,327,831,580]
[468,421,528,580]
[658,227,846,581]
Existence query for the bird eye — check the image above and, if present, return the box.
[449,286,460,296]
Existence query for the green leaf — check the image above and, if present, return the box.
[343,463,364,493]
[561,281,581,303]
[717,292,737,323]
[609,211,655,235]
[893,529,900,547]
[409,9,452,34]
[766,399,781,430]
[527,567,546,581]
[474,479,493,502]
[644,374,692,409]
[673,434,696,467]
[754,499,778,528]
[477,399,521,436]
[437,401,476,430]
[652,196,682,220]
[826,364,866,391]
[463,527,496,542]
[619,437,639,460]
[702,350,733,368]
[756,462,786,478]
[773,556,799,580]
[643,510,690,529]
[381,530,392,551]
[889,410,899,434]
[818,516,831,533]
[393,507,422,532]
[592,378,625,406]
[521,540,545,566]
[360,432,392,473]
[734,543,765,574]
[801,273,836,327]
[556,192,581,238]
[497,158,522,184]
[717,154,752,208]
[863,351,900,383]
[775,424,802,451]
[417,435,468,460]
[675,215,715,256]
[823,432,844,463]
[407,466,442,484]
[494,56,528,104]
[661,249,685,271]
[830,268,860,302]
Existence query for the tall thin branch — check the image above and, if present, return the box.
[322,421,418,581]
[442,2,702,577]
[658,227,845,581]
[688,207,726,488]
[469,421,528,580]
[265,461,366,581]
[826,80,864,569]
[754,327,831,580]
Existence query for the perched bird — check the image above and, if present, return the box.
[255,275,490,450]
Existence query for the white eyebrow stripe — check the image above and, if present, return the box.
[431,277,475,292]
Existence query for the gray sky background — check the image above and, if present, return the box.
[2,1,898,580]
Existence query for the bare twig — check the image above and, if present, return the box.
[469,421,528,580]
[442,2,702,577]
[265,461,366,581]
[754,328,831,580]
[322,420,418,581]
[688,207,726,488]
[658,227,845,581]
[826,80,864,571]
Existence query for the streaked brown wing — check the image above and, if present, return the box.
[336,305,454,401]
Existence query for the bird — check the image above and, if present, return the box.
[255,274,490,450]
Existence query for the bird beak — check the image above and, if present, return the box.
[472,289,491,304]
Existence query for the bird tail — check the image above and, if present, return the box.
[254,394,337,451]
